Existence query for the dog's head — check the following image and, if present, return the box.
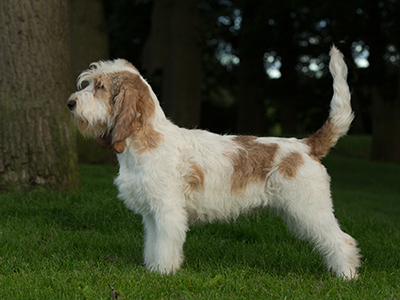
[67,59,160,153]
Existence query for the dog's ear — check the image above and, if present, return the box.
[112,87,138,153]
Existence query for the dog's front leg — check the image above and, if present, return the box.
[142,207,188,274]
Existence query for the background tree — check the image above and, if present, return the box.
[236,0,269,135]
[143,0,202,128]
[102,0,400,164]
[0,0,79,191]
[3,0,399,194]
[362,0,400,163]
[69,0,110,77]
[270,4,301,136]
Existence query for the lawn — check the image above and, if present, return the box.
[0,136,399,299]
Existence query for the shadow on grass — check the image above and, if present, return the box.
[184,212,326,278]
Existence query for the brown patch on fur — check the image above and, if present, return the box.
[304,118,336,158]
[278,152,304,178]
[186,163,205,192]
[113,140,126,153]
[310,155,322,164]
[230,136,279,193]
[93,74,115,115]
[111,71,163,153]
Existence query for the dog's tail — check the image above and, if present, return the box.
[304,46,354,159]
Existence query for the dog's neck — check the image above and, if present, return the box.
[121,90,176,155]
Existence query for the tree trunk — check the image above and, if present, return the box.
[69,0,110,77]
[371,83,400,164]
[273,9,299,136]
[0,0,79,191]
[369,44,400,163]
[236,1,268,135]
[364,0,400,163]
[142,0,173,74]
[143,0,202,129]
[276,47,298,136]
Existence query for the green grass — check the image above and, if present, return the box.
[1,137,400,299]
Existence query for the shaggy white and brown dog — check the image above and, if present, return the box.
[67,46,361,279]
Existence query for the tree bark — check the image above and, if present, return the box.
[69,0,110,77]
[276,46,298,136]
[0,0,79,191]
[364,0,400,163]
[236,1,268,135]
[369,51,400,163]
[143,0,202,129]
[370,82,400,164]
[142,0,173,74]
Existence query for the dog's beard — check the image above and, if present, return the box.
[73,117,109,139]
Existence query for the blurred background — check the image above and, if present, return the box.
[1,0,399,190]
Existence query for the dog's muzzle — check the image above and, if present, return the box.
[67,100,76,111]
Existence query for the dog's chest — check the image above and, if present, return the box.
[114,151,181,215]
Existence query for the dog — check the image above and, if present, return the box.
[67,46,361,279]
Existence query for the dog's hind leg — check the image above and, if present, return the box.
[271,171,361,279]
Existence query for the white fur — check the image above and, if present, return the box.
[327,47,355,148]
[68,46,361,279]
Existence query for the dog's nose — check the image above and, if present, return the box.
[67,100,76,111]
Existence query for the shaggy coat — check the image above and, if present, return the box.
[67,46,361,279]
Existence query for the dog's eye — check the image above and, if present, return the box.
[96,83,104,90]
